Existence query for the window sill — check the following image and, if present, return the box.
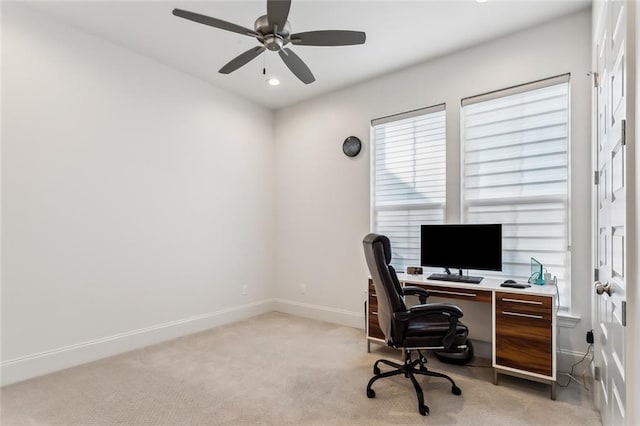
[557,311,581,328]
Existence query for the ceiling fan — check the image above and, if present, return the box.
[172,0,366,84]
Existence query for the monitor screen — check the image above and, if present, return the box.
[420,224,502,271]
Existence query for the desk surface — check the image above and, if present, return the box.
[397,273,557,298]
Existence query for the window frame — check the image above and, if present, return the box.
[460,74,572,309]
[370,103,447,271]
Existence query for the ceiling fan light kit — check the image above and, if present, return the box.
[172,0,366,85]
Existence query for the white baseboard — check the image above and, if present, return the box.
[273,298,364,329]
[557,348,593,378]
[1,299,276,387]
[1,301,590,388]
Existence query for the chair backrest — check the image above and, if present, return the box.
[363,233,407,344]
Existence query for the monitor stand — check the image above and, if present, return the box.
[427,269,483,284]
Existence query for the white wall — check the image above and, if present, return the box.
[1,4,275,385]
[274,10,593,360]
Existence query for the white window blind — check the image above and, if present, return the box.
[462,76,570,308]
[372,105,446,271]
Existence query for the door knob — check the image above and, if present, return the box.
[594,281,612,296]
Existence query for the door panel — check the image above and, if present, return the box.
[593,1,627,425]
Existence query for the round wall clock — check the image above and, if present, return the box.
[342,136,362,157]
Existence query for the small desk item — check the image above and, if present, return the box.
[500,282,531,289]
[530,257,545,285]
[406,266,423,275]
[366,274,557,399]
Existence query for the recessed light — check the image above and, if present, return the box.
[267,77,280,86]
[476,0,488,3]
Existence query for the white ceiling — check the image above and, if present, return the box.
[27,0,591,109]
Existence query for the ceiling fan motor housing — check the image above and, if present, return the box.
[255,14,291,50]
[263,35,284,51]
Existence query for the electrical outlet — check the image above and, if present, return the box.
[300,283,307,294]
[241,285,248,296]
[586,330,594,344]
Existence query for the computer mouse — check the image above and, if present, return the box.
[503,279,517,284]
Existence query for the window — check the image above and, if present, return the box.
[371,105,446,271]
[461,75,570,308]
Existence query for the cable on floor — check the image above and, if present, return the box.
[557,343,593,389]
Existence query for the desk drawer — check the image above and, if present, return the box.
[495,292,553,322]
[368,296,378,312]
[368,311,384,340]
[368,280,379,311]
[413,284,492,304]
[495,291,552,376]
[495,322,552,376]
[367,280,384,340]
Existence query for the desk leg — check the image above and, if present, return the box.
[550,381,557,400]
[493,369,499,385]
[367,339,371,353]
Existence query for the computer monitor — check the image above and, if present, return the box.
[421,224,502,283]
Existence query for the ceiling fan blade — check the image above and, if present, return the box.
[219,46,266,74]
[278,48,315,84]
[267,0,291,30]
[291,30,366,46]
[173,8,258,37]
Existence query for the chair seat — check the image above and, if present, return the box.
[403,316,469,348]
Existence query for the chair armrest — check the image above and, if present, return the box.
[403,286,429,304]
[394,303,463,322]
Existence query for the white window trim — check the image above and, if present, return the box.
[461,73,570,106]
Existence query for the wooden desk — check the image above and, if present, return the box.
[366,273,557,399]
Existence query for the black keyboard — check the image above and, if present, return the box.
[427,273,483,284]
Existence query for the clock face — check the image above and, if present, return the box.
[343,136,362,157]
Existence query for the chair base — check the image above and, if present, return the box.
[366,349,461,416]
[434,339,474,365]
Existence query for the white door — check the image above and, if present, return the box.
[593,1,628,425]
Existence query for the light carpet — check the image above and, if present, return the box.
[1,312,600,425]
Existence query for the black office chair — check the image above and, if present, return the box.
[362,233,469,416]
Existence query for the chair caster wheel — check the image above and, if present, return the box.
[373,366,380,375]
[452,386,462,396]
[419,404,429,416]
[366,388,376,398]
